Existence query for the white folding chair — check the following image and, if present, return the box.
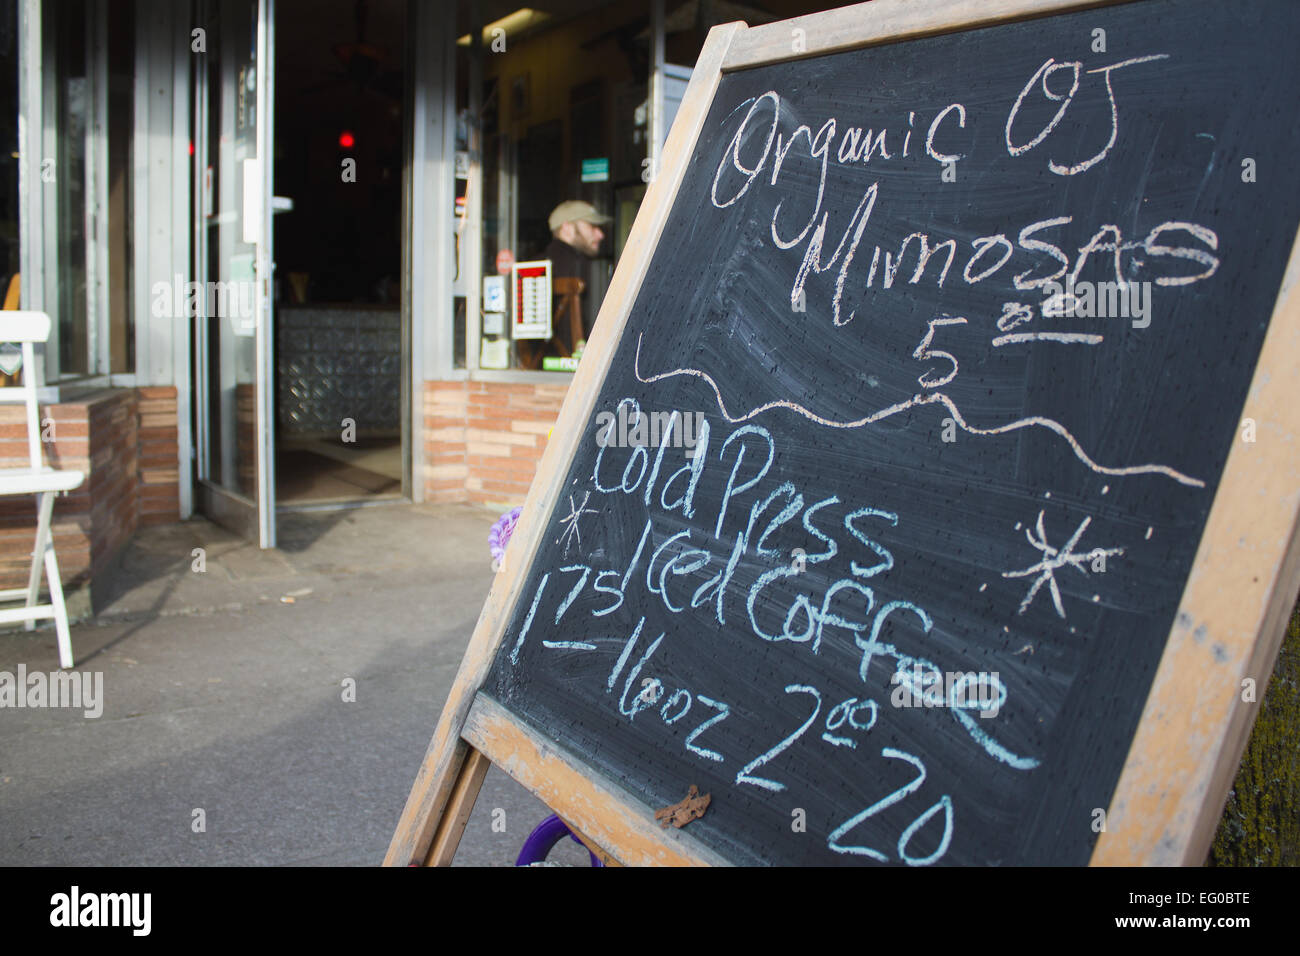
[0,311,85,668]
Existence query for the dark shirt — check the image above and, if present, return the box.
[544,237,598,348]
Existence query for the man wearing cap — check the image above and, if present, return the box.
[546,200,612,352]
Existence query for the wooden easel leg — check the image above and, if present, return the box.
[422,746,491,866]
[558,815,623,867]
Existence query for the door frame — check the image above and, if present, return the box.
[191,0,277,548]
[405,0,459,503]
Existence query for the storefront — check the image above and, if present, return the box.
[0,0,832,607]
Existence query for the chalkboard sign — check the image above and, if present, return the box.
[389,0,1300,867]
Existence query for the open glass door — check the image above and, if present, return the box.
[193,0,276,548]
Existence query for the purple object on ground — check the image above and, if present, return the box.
[489,506,522,564]
[515,814,603,867]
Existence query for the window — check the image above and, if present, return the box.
[457,5,640,374]
[52,0,89,377]
[0,1,18,321]
[27,0,133,383]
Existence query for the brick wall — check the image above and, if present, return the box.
[0,387,179,600]
[138,387,181,526]
[423,380,567,506]
[82,390,139,583]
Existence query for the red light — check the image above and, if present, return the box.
[339,131,355,149]
[188,140,194,156]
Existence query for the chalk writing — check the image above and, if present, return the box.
[634,334,1205,487]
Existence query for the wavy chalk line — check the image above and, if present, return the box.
[633,334,1205,488]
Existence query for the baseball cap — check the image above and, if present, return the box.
[548,200,612,233]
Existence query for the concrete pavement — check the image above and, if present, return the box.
[0,503,591,866]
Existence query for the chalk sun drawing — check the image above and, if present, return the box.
[632,333,1204,487]
[1001,510,1124,619]
[557,491,599,556]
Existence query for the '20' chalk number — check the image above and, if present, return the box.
[828,747,954,865]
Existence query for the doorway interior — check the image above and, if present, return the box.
[272,0,407,506]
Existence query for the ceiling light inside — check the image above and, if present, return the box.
[457,8,548,47]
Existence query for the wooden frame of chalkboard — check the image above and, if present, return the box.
[387,0,1300,866]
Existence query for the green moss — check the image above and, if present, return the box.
[1208,596,1300,866]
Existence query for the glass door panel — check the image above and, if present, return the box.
[193,0,276,547]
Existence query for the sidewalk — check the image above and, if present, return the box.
[0,503,590,866]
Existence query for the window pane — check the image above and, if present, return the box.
[108,0,133,373]
[464,8,629,373]
[0,0,18,315]
[53,0,89,377]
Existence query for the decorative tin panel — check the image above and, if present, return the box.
[276,307,401,436]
